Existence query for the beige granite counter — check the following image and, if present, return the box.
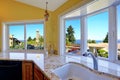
[0,53,120,80]
[43,54,120,80]
[44,55,66,80]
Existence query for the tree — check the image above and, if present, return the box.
[39,36,44,46]
[66,37,71,45]
[87,39,96,43]
[66,25,75,43]
[27,37,32,41]
[33,38,36,41]
[103,33,108,43]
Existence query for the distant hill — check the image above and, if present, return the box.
[75,39,120,44]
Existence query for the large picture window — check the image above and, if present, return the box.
[59,0,120,64]
[8,22,44,51]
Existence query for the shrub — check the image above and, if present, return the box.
[98,49,108,58]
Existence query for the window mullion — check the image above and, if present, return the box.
[81,16,87,54]
[108,6,117,61]
[24,24,27,51]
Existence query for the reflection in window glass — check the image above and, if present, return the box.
[65,19,81,54]
[117,5,120,60]
[87,11,109,58]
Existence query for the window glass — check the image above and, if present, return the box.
[117,5,120,60]
[65,19,81,54]
[9,23,44,51]
[26,23,44,50]
[9,25,24,50]
[87,11,109,58]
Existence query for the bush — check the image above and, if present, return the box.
[98,49,108,58]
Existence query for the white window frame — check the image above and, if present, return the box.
[59,2,120,64]
[2,20,46,53]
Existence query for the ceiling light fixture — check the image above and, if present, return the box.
[44,1,49,21]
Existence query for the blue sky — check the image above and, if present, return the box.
[9,24,44,40]
[87,11,108,40]
[65,19,81,40]
[65,12,108,40]
[66,5,120,40]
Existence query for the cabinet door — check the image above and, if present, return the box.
[44,76,50,80]
[22,61,33,80]
[34,64,44,80]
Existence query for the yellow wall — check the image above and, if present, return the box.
[0,0,52,51]
[0,0,92,53]
[0,20,2,51]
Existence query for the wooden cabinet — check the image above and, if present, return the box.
[44,76,50,80]
[34,64,44,80]
[22,61,33,80]
[22,61,50,80]
[34,64,50,80]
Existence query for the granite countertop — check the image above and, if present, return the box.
[0,53,120,80]
[43,54,120,80]
[44,55,66,80]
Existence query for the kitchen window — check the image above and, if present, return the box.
[3,20,45,52]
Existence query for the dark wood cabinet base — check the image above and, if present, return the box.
[22,61,50,80]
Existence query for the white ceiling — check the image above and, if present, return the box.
[15,0,68,11]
